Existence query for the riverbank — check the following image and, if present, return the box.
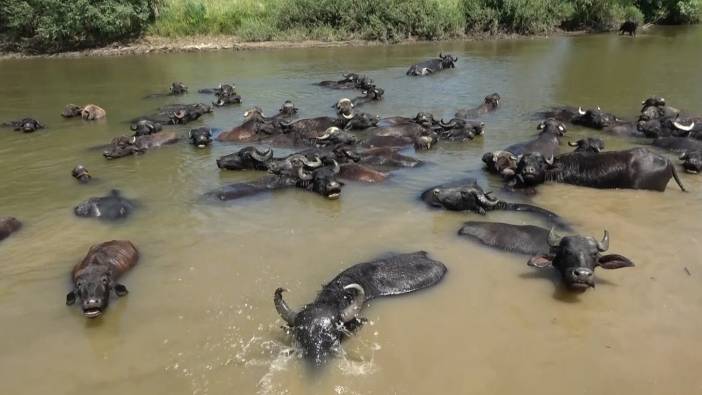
[0,31,584,60]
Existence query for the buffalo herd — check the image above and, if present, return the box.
[1,50,699,368]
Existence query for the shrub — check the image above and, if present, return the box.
[462,0,571,34]
[0,0,154,53]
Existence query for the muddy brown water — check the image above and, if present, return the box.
[1,26,702,395]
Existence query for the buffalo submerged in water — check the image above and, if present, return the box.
[274,251,447,367]
[66,240,139,318]
[458,222,635,291]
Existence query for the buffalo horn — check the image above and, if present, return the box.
[339,284,365,323]
[596,230,609,252]
[578,107,586,115]
[439,118,456,128]
[297,166,313,181]
[673,121,695,132]
[548,227,562,247]
[251,147,273,162]
[274,288,297,325]
[680,152,689,160]
[545,155,555,166]
[568,141,579,147]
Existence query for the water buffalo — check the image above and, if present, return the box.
[343,113,380,131]
[319,73,374,90]
[435,118,485,141]
[74,190,136,221]
[103,131,179,159]
[277,100,299,120]
[482,119,566,176]
[2,118,44,133]
[65,240,139,318]
[514,148,687,192]
[198,83,236,96]
[568,138,604,153]
[455,93,501,119]
[188,127,213,148]
[406,53,457,76]
[458,222,634,291]
[680,151,702,174]
[134,103,212,126]
[619,21,637,36]
[71,165,92,184]
[637,117,699,138]
[62,104,106,120]
[421,179,567,227]
[216,146,276,171]
[143,82,188,98]
[651,136,702,153]
[274,251,446,366]
[312,127,359,146]
[207,158,344,201]
[130,119,162,136]
[350,86,384,108]
[0,217,21,242]
[279,116,348,138]
[213,94,242,107]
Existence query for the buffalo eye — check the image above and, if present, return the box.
[101,276,109,285]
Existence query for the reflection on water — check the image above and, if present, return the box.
[1,26,702,395]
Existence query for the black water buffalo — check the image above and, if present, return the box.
[66,240,139,318]
[274,251,446,366]
[2,118,44,133]
[619,21,638,36]
[514,148,687,192]
[639,97,680,120]
[421,179,567,228]
[130,119,162,136]
[71,165,92,184]
[213,93,242,107]
[568,138,604,153]
[571,107,621,129]
[207,157,344,201]
[651,136,702,153]
[637,117,699,138]
[455,93,501,118]
[406,53,457,76]
[350,86,384,108]
[134,103,212,126]
[0,217,21,242]
[319,73,374,90]
[458,222,634,291]
[74,190,136,221]
[188,127,213,148]
[435,118,485,141]
[680,151,702,174]
[144,82,188,98]
[482,119,566,176]
[197,83,236,96]
[103,131,179,159]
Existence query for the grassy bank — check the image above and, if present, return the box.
[1,0,701,53]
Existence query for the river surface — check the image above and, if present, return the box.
[1,26,702,395]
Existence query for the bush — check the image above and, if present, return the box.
[462,0,571,34]
[637,0,702,24]
[0,0,154,53]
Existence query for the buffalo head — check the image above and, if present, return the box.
[515,152,553,186]
[573,107,614,129]
[537,118,567,136]
[170,82,188,95]
[216,146,273,170]
[344,113,379,131]
[335,98,354,118]
[62,104,83,118]
[103,136,143,159]
[424,184,499,214]
[528,229,634,291]
[131,119,162,136]
[438,118,484,141]
[279,100,298,116]
[680,151,702,174]
[71,165,92,183]
[297,159,344,199]
[188,127,213,148]
[484,93,501,110]
[568,138,604,153]
[66,262,128,319]
[482,150,519,177]
[439,53,458,68]
[315,127,359,146]
[274,284,364,366]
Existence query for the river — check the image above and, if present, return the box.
[1,26,701,395]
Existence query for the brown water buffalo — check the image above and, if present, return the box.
[0,217,21,242]
[62,104,106,120]
[66,240,139,318]
[71,165,92,183]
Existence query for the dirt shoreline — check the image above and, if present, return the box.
[0,31,588,60]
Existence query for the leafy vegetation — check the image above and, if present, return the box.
[0,0,699,53]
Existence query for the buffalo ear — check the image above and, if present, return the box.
[527,255,554,268]
[66,291,77,305]
[598,254,635,269]
[114,284,129,297]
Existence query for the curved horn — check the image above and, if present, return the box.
[302,155,323,168]
[274,288,297,325]
[439,52,443,58]
[596,230,609,252]
[297,166,313,181]
[342,113,354,120]
[331,159,340,175]
[318,127,340,140]
[673,121,695,132]
[129,136,137,144]
[578,107,586,115]
[339,284,365,322]
[548,227,562,247]
[439,118,457,128]
[251,147,273,162]
[545,155,555,166]
[568,141,579,147]
[188,129,193,139]
[680,152,689,160]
